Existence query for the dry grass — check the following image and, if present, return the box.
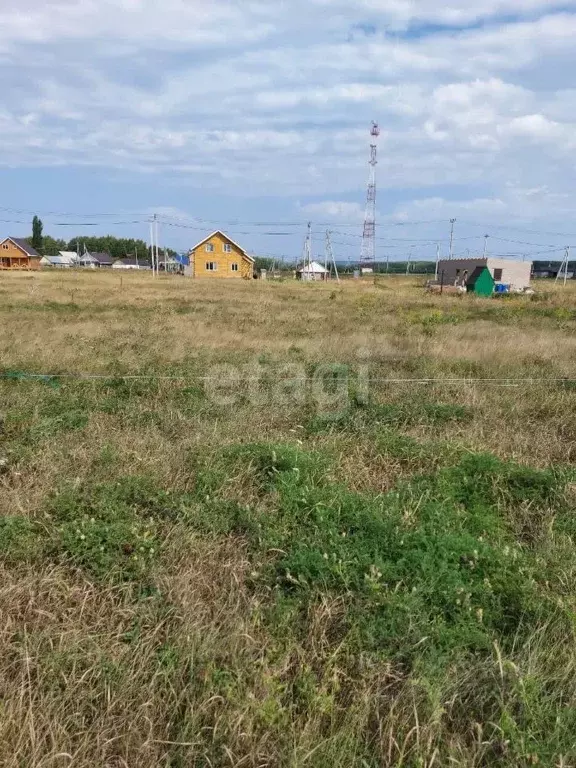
[1,270,576,766]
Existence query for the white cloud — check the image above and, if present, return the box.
[298,201,365,220]
[0,1,576,230]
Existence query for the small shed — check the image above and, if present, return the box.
[296,260,327,282]
[467,266,495,297]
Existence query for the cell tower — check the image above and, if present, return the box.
[360,121,380,267]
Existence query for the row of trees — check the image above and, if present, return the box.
[27,217,175,260]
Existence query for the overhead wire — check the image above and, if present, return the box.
[3,204,576,261]
[4,203,576,239]
[457,219,576,239]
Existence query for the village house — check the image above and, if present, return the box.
[40,251,78,268]
[0,237,41,270]
[76,251,99,268]
[89,252,114,268]
[436,257,532,293]
[112,259,151,270]
[188,231,254,279]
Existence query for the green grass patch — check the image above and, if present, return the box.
[0,516,46,565]
[188,441,571,666]
[42,476,185,582]
[307,399,471,434]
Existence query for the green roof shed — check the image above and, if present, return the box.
[466,266,495,297]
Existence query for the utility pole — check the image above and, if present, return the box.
[149,218,155,276]
[435,243,440,281]
[154,215,160,277]
[303,222,312,280]
[449,218,456,260]
[556,246,571,286]
[325,231,340,283]
[483,234,489,258]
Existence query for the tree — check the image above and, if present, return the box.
[42,236,68,256]
[31,216,44,251]
[253,256,275,272]
[67,236,176,261]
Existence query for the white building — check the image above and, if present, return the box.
[77,251,100,268]
[112,259,151,270]
[296,260,328,282]
[436,258,532,292]
[39,252,78,268]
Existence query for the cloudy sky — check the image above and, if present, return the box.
[1,0,576,261]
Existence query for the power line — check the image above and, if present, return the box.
[5,202,576,240]
[5,203,576,254]
[0,206,149,219]
[456,219,576,238]
[489,235,565,248]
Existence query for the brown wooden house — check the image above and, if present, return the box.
[0,238,41,270]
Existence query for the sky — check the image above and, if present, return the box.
[2,0,576,263]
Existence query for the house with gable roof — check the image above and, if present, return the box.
[0,237,41,270]
[188,231,254,280]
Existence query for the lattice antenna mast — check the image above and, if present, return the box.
[360,121,380,267]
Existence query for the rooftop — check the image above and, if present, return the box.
[6,237,40,257]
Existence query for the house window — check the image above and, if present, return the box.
[493,268,503,281]
[223,244,232,253]
[205,262,217,271]
[205,243,214,253]
[2,244,8,250]
[231,263,239,272]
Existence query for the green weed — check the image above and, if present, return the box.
[0,516,46,565]
[190,442,570,667]
[44,476,181,582]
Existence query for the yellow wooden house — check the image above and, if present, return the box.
[189,231,254,280]
[0,237,41,270]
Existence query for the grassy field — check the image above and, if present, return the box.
[1,270,576,767]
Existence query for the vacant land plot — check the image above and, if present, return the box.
[1,270,576,767]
